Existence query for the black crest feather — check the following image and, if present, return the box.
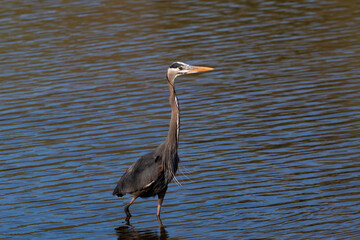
[169,62,183,69]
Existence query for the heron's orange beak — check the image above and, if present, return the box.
[187,65,214,73]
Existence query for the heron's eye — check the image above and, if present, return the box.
[178,66,183,70]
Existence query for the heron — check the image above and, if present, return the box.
[113,61,214,225]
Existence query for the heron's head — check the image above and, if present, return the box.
[167,61,214,84]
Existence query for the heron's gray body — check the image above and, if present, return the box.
[112,147,179,198]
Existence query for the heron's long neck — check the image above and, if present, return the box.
[166,82,180,152]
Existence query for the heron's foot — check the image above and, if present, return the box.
[124,205,132,215]
[125,217,131,226]
[157,214,164,228]
[124,206,132,225]
[124,213,131,225]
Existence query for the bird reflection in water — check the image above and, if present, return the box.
[112,62,214,226]
[115,224,168,240]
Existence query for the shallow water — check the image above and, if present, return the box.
[1,0,360,239]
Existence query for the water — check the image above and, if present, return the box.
[1,0,360,239]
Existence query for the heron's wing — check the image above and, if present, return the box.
[113,150,162,196]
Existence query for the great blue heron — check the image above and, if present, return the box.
[113,61,214,225]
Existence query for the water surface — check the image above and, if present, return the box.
[1,0,360,239]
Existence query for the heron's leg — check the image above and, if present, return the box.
[124,195,137,224]
[156,187,167,217]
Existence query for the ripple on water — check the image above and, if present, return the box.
[1,0,360,239]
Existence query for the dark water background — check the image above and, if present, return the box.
[1,0,360,239]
